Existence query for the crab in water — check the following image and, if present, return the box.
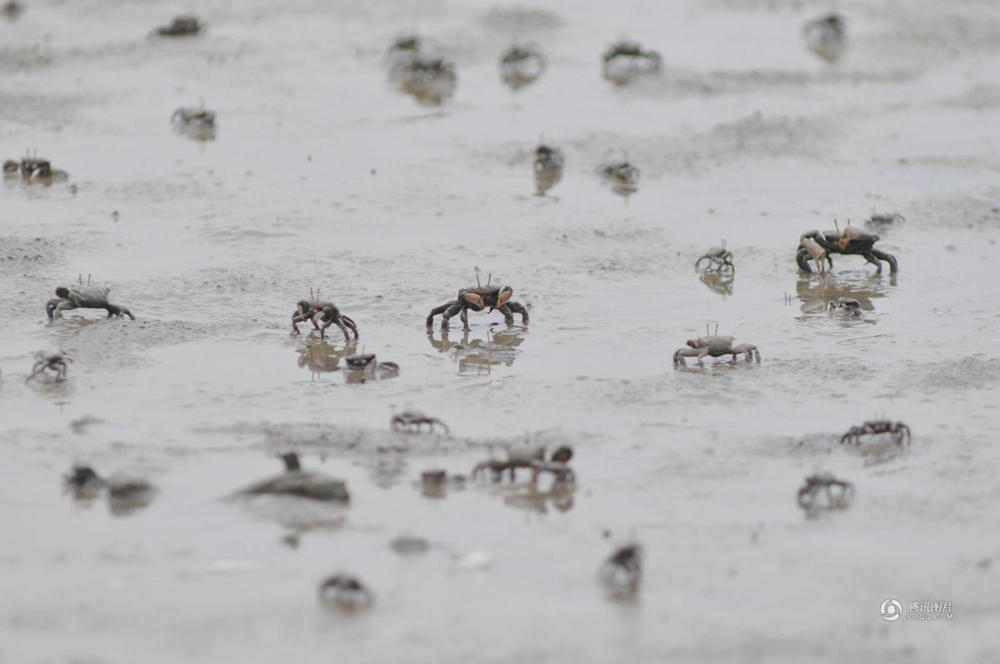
[154,15,202,37]
[599,543,642,599]
[695,241,734,273]
[426,274,528,330]
[343,353,399,382]
[596,159,639,196]
[46,276,134,320]
[291,289,358,342]
[802,13,846,63]
[391,411,450,434]
[601,41,662,85]
[472,445,574,484]
[797,472,854,514]
[797,220,898,275]
[318,574,373,611]
[171,106,216,141]
[673,323,760,367]
[533,144,564,195]
[500,43,546,90]
[840,420,911,446]
[827,297,862,315]
[26,350,72,383]
[234,452,350,503]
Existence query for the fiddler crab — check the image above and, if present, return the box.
[802,13,846,63]
[344,353,399,382]
[695,240,734,273]
[391,411,450,434]
[154,15,202,37]
[171,106,216,141]
[827,297,862,315]
[318,574,373,611]
[500,43,546,90]
[596,159,639,196]
[840,420,911,446]
[390,46,457,106]
[533,144,564,196]
[673,323,760,367]
[291,289,359,342]
[234,452,350,503]
[866,211,905,228]
[601,41,662,85]
[599,543,642,599]
[797,220,898,275]
[426,274,528,330]
[26,351,72,383]
[4,152,69,183]
[46,275,134,320]
[797,472,854,514]
[472,445,575,484]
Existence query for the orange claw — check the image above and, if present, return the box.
[463,292,485,309]
[496,288,512,308]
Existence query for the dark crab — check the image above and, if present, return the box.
[291,289,358,342]
[155,15,202,37]
[500,43,546,90]
[533,144,564,195]
[426,274,528,330]
[796,221,898,275]
[4,153,68,182]
[46,276,134,320]
[802,13,846,63]
[597,160,639,195]
[673,323,760,367]
[344,353,399,381]
[599,543,642,599]
[797,472,854,514]
[26,350,72,383]
[827,297,862,315]
[472,446,574,484]
[391,411,450,434]
[171,106,216,140]
[840,420,911,446]
[601,41,662,85]
[318,574,373,610]
[695,241,734,273]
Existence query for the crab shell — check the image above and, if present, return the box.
[462,285,513,312]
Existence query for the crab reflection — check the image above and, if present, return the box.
[426,327,525,375]
[295,339,357,379]
[795,273,893,322]
[699,272,734,297]
[502,481,576,514]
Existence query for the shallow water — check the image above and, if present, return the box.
[2,0,1000,662]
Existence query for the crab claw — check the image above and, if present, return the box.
[495,286,513,310]
[463,292,486,310]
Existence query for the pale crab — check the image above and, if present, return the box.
[26,350,72,383]
[318,574,373,610]
[802,13,846,63]
[500,43,546,90]
[840,420,911,446]
[797,472,854,514]
[673,323,760,367]
[391,411,450,434]
[291,289,359,342]
[171,105,216,141]
[601,41,662,85]
[596,159,639,196]
[46,275,134,320]
[533,144,564,195]
[827,297,862,315]
[426,274,528,330]
[472,445,574,484]
[599,543,642,599]
[796,220,898,275]
[695,241,734,273]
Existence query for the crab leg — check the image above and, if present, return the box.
[501,301,529,325]
[869,249,898,274]
[426,301,456,328]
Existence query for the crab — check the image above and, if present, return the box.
[599,544,642,598]
[291,289,358,341]
[500,43,546,90]
[26,351,71,383]
[597,160,639,195]
[426,274,528,330]
[796,472,854,513]
[601,41,662,85]
[155,15,201,37]
[802,13,846,62]
[391,411,450,434]
[796,221,898,275]
[673,323,760,367]
[63,465,105,500]
[343,353,399,382]
[171,106,216,140]
[533,144,564,195]
[840,420,911,446]
[318,574,373,610]
[394,56,457,106]
[235,452,350,503]
[472,445,574,484]
[4,153,68,182]
[695,241,734,273]
[827,297,862,315]
[46,276,134,320]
